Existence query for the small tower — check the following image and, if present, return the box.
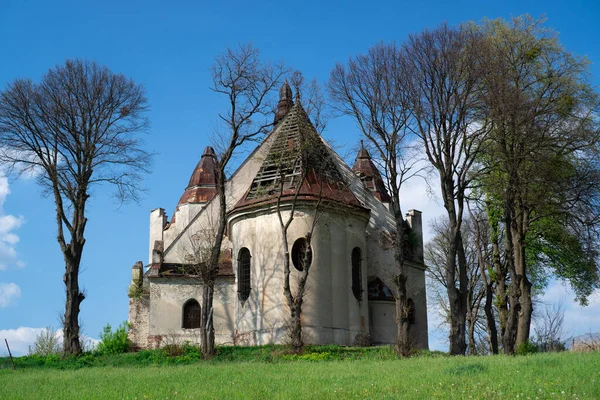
[352,142,391,203]
[170,146,219,228]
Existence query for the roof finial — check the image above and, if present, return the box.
[274,81,293,125]
[357,140,370,159]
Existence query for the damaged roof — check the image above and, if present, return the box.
[231,85,366,214]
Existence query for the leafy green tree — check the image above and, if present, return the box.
[476,15,600,353]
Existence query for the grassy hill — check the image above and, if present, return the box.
[1,346,598,399]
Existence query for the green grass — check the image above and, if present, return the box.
[1,347,598,399]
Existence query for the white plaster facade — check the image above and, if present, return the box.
[128,91,428,349]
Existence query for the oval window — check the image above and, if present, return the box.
[291,237,312,272]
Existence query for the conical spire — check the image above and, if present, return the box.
[274,81,294,125]
[352,143,391,203]
[177,146,218,206]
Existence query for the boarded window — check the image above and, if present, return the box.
[183,299,201,329]
[237,247,251,302]
[407,298,416,324]
[291,238,312,271]
[351,247,363,301]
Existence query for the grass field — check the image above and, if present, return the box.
[1,346,598,399]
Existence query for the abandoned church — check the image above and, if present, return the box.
[127,83,429,349]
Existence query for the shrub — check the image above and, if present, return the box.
[96,322,130,355]
[29,327,62,356]
[127,283,144,299]
[517,339,538,355]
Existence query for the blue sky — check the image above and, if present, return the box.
[1,0,599,355]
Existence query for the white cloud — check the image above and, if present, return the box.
[0,174,25,271]
[0,282,21,307]
[399,159,445,243]
[0,327,99,357]
[0,327,44,356]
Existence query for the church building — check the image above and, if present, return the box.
[127,83,428,349]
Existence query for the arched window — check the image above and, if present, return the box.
[407,298,416,324]
[351,247,363,301]
[183,299,201,329]
[237,247,251,302]
[291,238,312,272]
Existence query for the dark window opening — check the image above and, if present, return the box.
[291,237,312,272]
[183,299,201,329]
[407,298,416,324]
[351,247,363,301]
[237,247,251,302]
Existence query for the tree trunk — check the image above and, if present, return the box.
[392,198,410,357]
[446,225,467,355]
[471,203,499,355]
[200,167,227,358]
[457,231,469,354]
[200,283,215,358]
[502,215,520,354]
[291,299,304,354]
[63,257,84,356]
[489,208,508,349]
[517,274,533,347]
[394,274,411,357]
[484,282,499,354]
[467,313,476,356]
[514,212,532,348]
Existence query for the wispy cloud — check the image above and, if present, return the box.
[0,174,25,271]
[0,282,21,307]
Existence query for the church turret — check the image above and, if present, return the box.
[178,146,218,206]
[168,146,219,229]
[352,142,391,203]
[274,81,293,125]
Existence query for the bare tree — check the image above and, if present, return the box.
[329,42,421,356]
[467,201,500,354]
[278,175,323,354]
[403,24,488,355]
[0,59,151,355]
[425,217,488,355]
[533,300,566,352]
[200,44,286,357]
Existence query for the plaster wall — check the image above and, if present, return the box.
[145,277,235,346]
[328,142,428,348]
[229,205,370,346]
[367,263,428,348]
